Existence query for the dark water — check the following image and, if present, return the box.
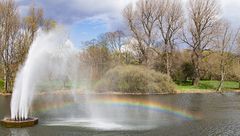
[1,93,240,136]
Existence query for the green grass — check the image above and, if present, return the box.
[176,80,240,91]
[0,80,4,92]
[36,80,90,92]
[0,79,239,94]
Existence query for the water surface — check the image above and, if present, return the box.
[1,93,240,136]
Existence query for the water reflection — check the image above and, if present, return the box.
[36,95,201,130]
[1,94,240,136]
[9,129,29,136]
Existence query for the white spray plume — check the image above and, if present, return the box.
[11,26,79,120]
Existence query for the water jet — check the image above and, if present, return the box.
[1,117,38,128]
[1,27,77,128]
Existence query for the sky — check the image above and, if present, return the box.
[16,0,240,47]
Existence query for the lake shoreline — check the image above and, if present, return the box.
[176,90,240,94]
[1,89,240,96]
[0,92,11,96]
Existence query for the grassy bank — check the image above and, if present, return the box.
[1,79,240,95]
[176,80,240,93]
[0,80,4,93]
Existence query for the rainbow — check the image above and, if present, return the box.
[93,96,201,120]
[32,96,201,120]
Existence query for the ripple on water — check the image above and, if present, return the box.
[42,118,158,131]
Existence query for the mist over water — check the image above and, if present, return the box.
[9,26,196,131]
[11,27,79,120]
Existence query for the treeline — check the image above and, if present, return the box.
[0,0,56,93]
[81,0,240,92]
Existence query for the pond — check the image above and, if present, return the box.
[1,93,240,136]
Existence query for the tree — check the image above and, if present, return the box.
[0,0,21,93]
[100,31,127,64]
[123,0,159,64]
[0,0,56,93]
[215,22,236,92]
[102,31,125,53]
[23,4,44,43]
[234,32,240,88]
[182,0,220,86]
[123,0,184,75]
[81,39,111,81]
[21,4,56,63]
[156,0,184,76]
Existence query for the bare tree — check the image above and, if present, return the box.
[123,0,159,64]
[99,31,127,64]
[0,1,56,93]
[234,31,240,89]
[215,21,236,92]
[182,0,220,86]
[19,5,55,64]
[103,31,125,53]
[156,0,184,76]
[23,4,44,43]
[0,0,20,92]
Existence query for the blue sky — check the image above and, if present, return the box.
[69,21,108,47]
[17,0,137,47]
[16,0,240,48]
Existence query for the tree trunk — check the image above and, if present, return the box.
[3,67,8,93]
[166,52,170,76]
[3,66,11,93]
[217,59,225,92]
[192,76,200,86]
[192,54,200,86]
[217,71,224,92]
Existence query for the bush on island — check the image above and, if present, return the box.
[95,65,176,94]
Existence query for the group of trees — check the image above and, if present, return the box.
[82,0,240,92]
[0,0,55,93]
[1,0,240,93]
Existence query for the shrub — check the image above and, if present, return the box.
[95,65,176,93]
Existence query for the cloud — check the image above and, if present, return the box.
[17,0,137,30]
[17,0,240,32]
[221,0,240,27]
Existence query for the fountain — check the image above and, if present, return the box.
[0,26,198,130]
[1,117,38,128]
[1,27,79,127]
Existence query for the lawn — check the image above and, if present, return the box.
[0,80,4,92]
[1,79,239,94]
[36,80,90,92]
[176,80,240,92]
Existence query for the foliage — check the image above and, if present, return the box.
[96,65,176,93]
[181,62,194,81]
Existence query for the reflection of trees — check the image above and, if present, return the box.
[174,94,204,115]
[188,94,204,113]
